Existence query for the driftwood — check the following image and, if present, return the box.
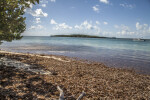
[76,92,86,100]
[57,86,65,100]
[57,86,86,100]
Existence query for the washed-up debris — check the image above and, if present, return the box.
[0,57,57,75]
[0,50,70,62]
[0,50,150,100]
[57,86,85,100]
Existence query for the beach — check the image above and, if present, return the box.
[0,50,150,100]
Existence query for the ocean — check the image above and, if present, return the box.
[0,36,150,74]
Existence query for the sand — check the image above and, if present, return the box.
[0,50,150,100]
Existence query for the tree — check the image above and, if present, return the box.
[0,0,39,42]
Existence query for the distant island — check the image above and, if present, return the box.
[50,34,108,38]
[50,34,150,41]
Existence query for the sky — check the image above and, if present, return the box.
[23,0,150,38]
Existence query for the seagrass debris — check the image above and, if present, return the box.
[0,50,70,62]
[0,57,57,75]
[0,50,150,99]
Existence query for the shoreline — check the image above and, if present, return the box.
[0,50,150,99]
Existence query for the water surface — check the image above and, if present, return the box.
[0,36,150,74]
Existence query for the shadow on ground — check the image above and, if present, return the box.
[0,64,58,100]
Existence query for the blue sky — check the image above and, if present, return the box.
[23,0,150,38]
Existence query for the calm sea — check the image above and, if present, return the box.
[1,36,150,74]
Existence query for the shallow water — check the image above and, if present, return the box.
[0,36,150,74]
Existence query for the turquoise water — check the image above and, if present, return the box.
[1,36,150,74]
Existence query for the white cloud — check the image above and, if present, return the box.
[25,8,48,17]
[29,25,44,30]
[135,22,150,35]
[34,9,48,17]
[41,4,46,7]
[28,9,48,17]
[51,20,101,34]
[136,22,142,30]
[37,25,44,29]
[50,19,57,25]
[96,21,100,25]
[82,21,93,29]
[136,22,148,30]
[103,22,108,25]
[75,20,94,30]
[50,19,72,30]
[74,20,101,34]
[115,23,150,37]
[40,0,56,4]
[117,31,135,35]
[40,0,48,4]
[25,1,48,17]
[120,3,135,9]
[93,5,99,13]
[56,23,72,30]
[120,25,130,31]
[50,0,56,2]
[119,25,130,31]
[35,18,41,23]
[115,24,133,35]
[99,0,109,4]
[115,24,137,36]
[29,26,36,29]
[74,25,82,30]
